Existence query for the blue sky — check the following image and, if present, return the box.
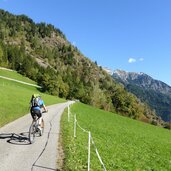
[0,0,171,85]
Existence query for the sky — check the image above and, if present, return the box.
[0,0,171,85]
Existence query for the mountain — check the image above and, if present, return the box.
[0,9,164,126]
[112,69,171,122]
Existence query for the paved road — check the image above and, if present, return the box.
[0,102,70,171]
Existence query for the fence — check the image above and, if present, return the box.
[68,102,107,171]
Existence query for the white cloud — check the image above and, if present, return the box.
[128,58,136,63]
[128,57,144,64]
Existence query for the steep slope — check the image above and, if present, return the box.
[112,69,171,122]
[0,9,162,125]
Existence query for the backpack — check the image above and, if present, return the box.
[31,96,40,107]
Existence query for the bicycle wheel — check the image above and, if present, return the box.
[28,123,36,144]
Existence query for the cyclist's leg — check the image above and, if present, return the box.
[36,110,42,126]
[36,110,44,136]
[30,108,36,123]
[41,118,44,128]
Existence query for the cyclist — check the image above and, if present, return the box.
[30,94,48,128]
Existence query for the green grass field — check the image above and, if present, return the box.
[61,102,171,171]
[0,68,36,84]
[0,69,66,127]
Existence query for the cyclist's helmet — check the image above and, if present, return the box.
[33,94,40,98]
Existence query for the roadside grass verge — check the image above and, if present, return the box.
[0,77,65,127]
[61,102,171,171]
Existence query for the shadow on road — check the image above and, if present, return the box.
[33,164,61,171]
[0,132,30,145]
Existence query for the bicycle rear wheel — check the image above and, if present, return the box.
[28,123,36,144]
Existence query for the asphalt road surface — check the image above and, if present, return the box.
[0,102,70,171]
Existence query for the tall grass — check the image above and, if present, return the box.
[61,102,171,171]
[0,71,66,127]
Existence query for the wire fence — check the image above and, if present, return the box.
[68,102,107,171]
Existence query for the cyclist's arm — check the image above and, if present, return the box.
[39,100,48,112]
[42,104,48,112]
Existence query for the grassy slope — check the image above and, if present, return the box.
[0,69,36,84]
[61,102,171,171]
[0,69,66,127]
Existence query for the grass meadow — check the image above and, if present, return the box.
[61,102,171,171]
[0,68,36,84]
[0,69,66,127]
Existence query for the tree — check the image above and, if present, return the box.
[0,45,4,65]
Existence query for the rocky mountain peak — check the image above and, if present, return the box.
[112,69,171,96]
[111,69,171,122]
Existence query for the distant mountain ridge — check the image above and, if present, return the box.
[113,70,171,95]
[111,69,171,122]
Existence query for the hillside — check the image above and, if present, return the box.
[0,9,163,125]
[62,102,171,170]
[112,69,171,122]
[0,68,65,127]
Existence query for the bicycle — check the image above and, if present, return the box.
[28,111,46,144]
